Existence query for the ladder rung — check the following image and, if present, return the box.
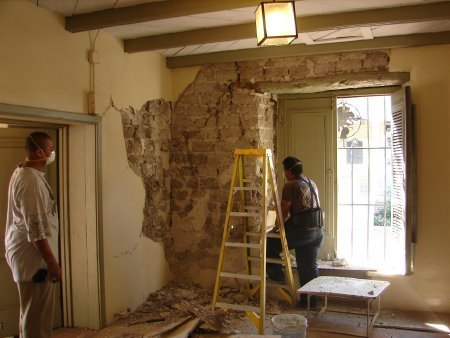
[244,206,261,211]
[220,272,261,281]
[246,232,260,237]
[246,231,281,238]
[242,179,255,183]
[230,212,260,217]
[233,187,259,192]
[248,256,284,264]
[215,302,260,313]
[225,242,261,249]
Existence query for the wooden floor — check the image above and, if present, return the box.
[52,309,450,338]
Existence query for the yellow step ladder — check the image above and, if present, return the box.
[212,149,295,334]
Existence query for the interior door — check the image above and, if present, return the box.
[277,96,335,259]
[0,126,62,336]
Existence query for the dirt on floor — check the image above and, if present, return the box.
[52,281,450,338]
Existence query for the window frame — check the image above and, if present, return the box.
[277,86,415,275]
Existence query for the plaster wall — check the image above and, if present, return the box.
[380,44,450,313]
[0,0,172,326]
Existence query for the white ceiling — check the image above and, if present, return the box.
[29,0,450,64]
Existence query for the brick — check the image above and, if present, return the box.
[218,115,241,127]
[194,118,208,128]
[195,67,215,83]
[264,67,290,81]
[190,141,214,152]
[216,70,238,84]
[179,94,200,105]
[186,177,199,189]
[211,62,237,71]
[313,62,337,76]
[219,127,242,138]
[231,92,256,105]
[239,68,264,83]
[237,60,267,69]
[122,126,135,138]
[341,52,367,61]
[172,116,196,128]
[363,53,389,71]
[200,177,219,189]
[200,91,223,105]
[186,105,208,116]
[336,59,363,73]
[289,65,310,79]
[314,54,341,64]
[175,191,189,200]
[190,154,207,165]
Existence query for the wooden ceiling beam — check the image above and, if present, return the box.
[165,31,450,68]
[65,0,261,32]
[124,1,450,53]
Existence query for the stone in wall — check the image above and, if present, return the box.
[120,99,172,241]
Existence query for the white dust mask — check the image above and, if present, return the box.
[46,150,56,165]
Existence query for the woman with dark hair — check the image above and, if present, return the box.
[267,156,324,307]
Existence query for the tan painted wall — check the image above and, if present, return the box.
[381,44,450,313]
[0,0,172,326]
[171,66,201,100]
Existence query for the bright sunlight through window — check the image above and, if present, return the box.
[336,95,405,273]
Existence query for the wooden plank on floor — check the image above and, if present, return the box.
[143,316,193,337]
[160,317,202,338]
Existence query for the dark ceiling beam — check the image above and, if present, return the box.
[166,31,450,68]
[124,1,450,53]
[65,0,261,32]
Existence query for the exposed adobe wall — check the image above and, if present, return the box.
[120,50,392,283]
[120,99,172,241]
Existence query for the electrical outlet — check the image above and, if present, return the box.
[87,92,96,115]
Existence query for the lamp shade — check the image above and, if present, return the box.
[255,1,298,46]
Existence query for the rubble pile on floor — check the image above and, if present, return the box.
[93,280,294,337]
[115,280,231,331]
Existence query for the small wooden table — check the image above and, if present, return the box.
[298,276,390,337]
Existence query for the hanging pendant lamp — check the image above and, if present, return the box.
[255,1,298,46]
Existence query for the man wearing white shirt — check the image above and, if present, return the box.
[5,132,60,338]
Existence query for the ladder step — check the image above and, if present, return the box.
[225,242,261,249]
[220,272,261,281]
[233,187,259,192]
[246,231,281,239]
[244,206,261,211]
[248,256,285,264]
[230,212,260,217]
[215,302,260,313]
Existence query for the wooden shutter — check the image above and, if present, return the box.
[391,86,415,275]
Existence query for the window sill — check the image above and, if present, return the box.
[318,260,377,279]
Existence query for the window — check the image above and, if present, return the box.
[278,87,414,275]
[337,95,395,269]
[336,91,414,274]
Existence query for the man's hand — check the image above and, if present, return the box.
[47,260,61,282]
[33,238,61,282]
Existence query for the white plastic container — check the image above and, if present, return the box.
[272,313,308,338]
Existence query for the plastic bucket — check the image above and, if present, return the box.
[272,314,308,338]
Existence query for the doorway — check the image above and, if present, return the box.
[0,125,62,336]
[0,103,104,332]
